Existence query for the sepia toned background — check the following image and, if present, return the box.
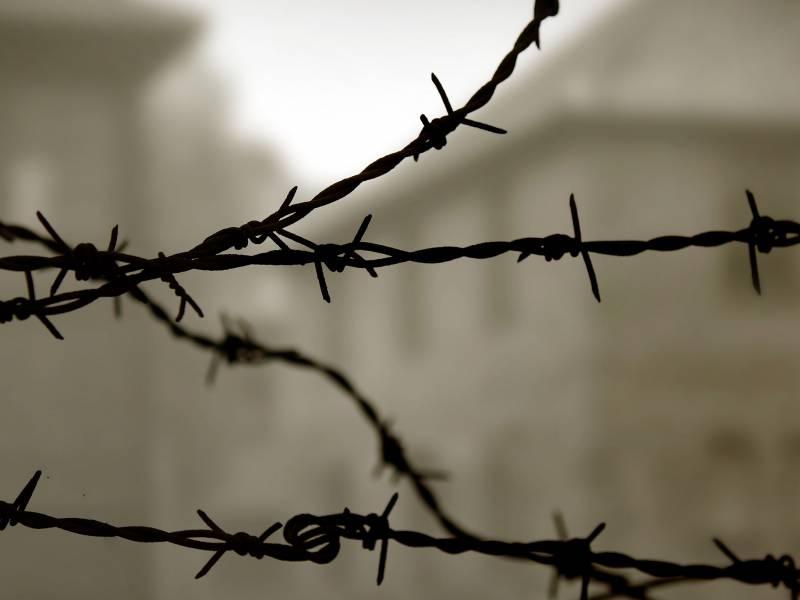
[1,1,799,599]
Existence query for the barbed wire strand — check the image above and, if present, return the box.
[0,217,656,599]
[1,189,797,333]
[5,195,800,600]
[0,218,480,537]
[3,471,800,600]
[0,2,568,337]
[1,3,796,598]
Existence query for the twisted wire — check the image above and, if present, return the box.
[2,3,797,597]
[2,471,799,600]
[0,190,797,335]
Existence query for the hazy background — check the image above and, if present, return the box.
[1,1,799,599]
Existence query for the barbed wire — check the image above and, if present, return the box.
[4,195,800,600]
[1,2,796,598]
[0,215,480,546]
[0,208,647,599]
[0,2,567,336]
[1,189,798,337]
[3,471,800,600]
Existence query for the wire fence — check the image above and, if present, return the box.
[1,2,798,599]
[3,469,800,600]
[1,189,797,337]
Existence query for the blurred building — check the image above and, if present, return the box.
[3,1,800,600]
[0,1,287,599]
[267,1,800,599]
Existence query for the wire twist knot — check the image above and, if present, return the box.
[315,243,350,273]
[71,242,118,282]
[231,221,270,250]
[413,73,505,161]
[227,530,268,559]
[156,252,203,322]
[547,517,605,600]
[0,296,34,323]
[762,553,799,596]
[749,215,782,254]
[360,493,398,585]
[541,233,580,262]
[282,513,342,564]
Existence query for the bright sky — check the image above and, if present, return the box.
[161,0,623,186]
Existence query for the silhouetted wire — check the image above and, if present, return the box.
[1,218,656,599]
[5,202,800,600]
[2,3,797,598]
[0,3,570,335]
[2,471,799,600]
[1,189,798,335]
[0,218,482,536]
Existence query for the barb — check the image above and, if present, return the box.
[414,73,506,161]
[153,251,203,322]
[3,472,800,598]
[0,270,62,339]
[0,217,469,545]
[0,4,692,325]
[0,6,793,598]
[2,191,798,327]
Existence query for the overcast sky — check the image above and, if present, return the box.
[161,0,624,185]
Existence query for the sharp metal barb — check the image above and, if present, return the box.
[259,522,283,542]
[280,186,298,211]
[587,522,606,542]
[748,242,761,295]
[108,225,119,252]
[713,538,741,563]
[581,573,590,600]
[24,270,35,300]
[0,470,42,530]
[197,509,223,533]
[353,215,372,245]
[461,118,507,134]
[278,229,317,250]
[430,73,453,114]
[548,570,560,599]
[35,211,67,250]
[553,511,569,540]
[315,260,331,303]
[36,314,64,340]
[746,190,763,295]
[195,550,225,579]
[22,270,63,339]
[50,268,68,297]
[206,354,221,386]
[268,232,290,250]
[570,194,601,302]
[176,298,188,323]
